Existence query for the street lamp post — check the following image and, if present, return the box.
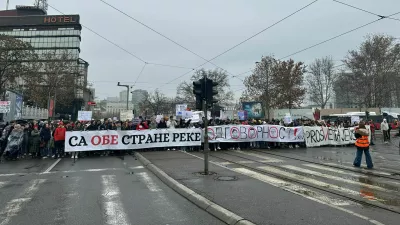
[256,61,270,121]
[117,82,129,110]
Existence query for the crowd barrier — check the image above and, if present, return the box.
[64,125,370,152]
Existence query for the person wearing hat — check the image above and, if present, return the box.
[353,121,373,169]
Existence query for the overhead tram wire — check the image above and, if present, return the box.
[163,0,320,85]
[132,63,148,87]
[279,10,400,60]
[232,10,400,78]
[46,4,195,71]
[99,0,319,87]
[98,0,234,77]
[332,0,400,23]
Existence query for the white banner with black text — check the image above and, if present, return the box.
[65,129,202,152]
[303,126,370,147]
[207,125,304,143]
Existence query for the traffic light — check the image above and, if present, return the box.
[365,111,370,118]
[193,79,204,110]
[205,78,218,106]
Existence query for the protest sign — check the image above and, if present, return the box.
[77,111,92,121]
[65,128,202,152]
[120,110,133,121]
[303,126,370,147]
[132,118,141,125]
[156,115,163,123]
[176,104,187,116]
[351,116,360,125]
[0,101,11,113]
[283,115,292,124]
[242,102,264,119]
[207,125,304,143]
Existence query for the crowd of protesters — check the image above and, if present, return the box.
[0,116,396,161]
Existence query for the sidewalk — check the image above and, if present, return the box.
[138,151,378,225]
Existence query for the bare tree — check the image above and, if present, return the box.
[0,35,37,97]
[176,68,233,106]
[333,71,365,108]
[344,34,400,107]
[242,56,276,118]
[23,50,80,108]
[138,89,174,116]
[306,56,337,108]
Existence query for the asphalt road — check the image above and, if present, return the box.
[0,155,224,225]
[141,147,400,225]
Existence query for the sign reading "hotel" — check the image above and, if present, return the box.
[0,15,80,27]
[44,16,78,24]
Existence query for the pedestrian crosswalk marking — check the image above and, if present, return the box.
[282,165,392,193]
[0,179,46,225]
[185,150,387,225]
[257,165,382,201]
[101,175,130,225]
[218,159,282,165]
[137,172,162,192]
[303,164,400,186]
[136,172,189,222]
[324,163,393,176]
[232,167,354,206]
[235,151,284,162]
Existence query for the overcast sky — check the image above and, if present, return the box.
[5,0,400,101]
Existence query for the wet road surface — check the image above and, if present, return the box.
[0,155,224,225]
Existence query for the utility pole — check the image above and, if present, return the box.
[256,61,270,121]
[6,0,9,10]
[117,82,129,110]
[202,75,209,174]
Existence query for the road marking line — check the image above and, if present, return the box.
[0,182,9,189]
[218,160,279,165]
[1,166,144,177]
[182,151,384,225]
[0,179,46,225]
[282,165,391,192]
[235,151,284,162]
[101,175,130,225]
[324,163,392,176]
[136,172,188,221]
[303,164,400,186]
[54,177,81,223]
[257,165,383,201]
[233,167,353,206]
[0,173,27,177]
[129,166,144,169]
[42,158,61,174]
[137,172,162,192]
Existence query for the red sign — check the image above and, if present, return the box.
[48,99,54,117]
[88,102,96,106]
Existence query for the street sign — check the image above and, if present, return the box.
[0,101,11,113]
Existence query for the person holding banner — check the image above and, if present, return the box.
[353,122,373,169]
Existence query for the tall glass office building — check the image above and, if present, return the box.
[0,5,91,119]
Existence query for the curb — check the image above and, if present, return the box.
[135,152,257,225]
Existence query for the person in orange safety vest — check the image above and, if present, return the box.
[353,121,373,169]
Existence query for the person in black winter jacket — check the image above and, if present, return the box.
[157,118,167,129]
